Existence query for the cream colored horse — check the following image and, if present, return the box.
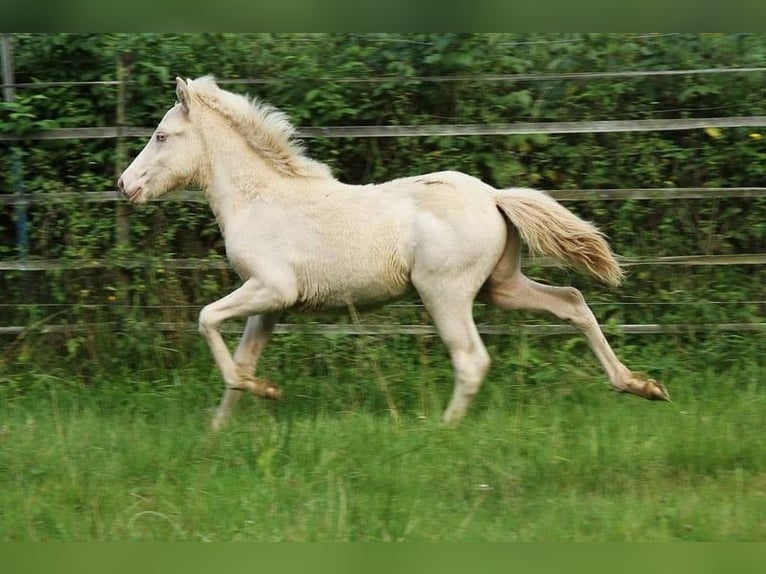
[118,76,668,429]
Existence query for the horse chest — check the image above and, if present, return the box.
[222,201,412,308]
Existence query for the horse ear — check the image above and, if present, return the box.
[176,77,191,114]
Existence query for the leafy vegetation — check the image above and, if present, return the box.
[0,34,763,368]
[1,34,764,349]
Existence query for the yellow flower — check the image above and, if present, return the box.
[749,132,762,141]
[704,127,722,139]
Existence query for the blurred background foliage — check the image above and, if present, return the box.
[0,33,764,372]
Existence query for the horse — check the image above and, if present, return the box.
[118,76,669,429]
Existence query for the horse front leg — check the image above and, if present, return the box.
[198,278,294,429]
[212,312,279,430]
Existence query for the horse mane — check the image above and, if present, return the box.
[186,75,333,180]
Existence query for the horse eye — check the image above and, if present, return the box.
[156,132,168,142]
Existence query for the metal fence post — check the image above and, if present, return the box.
[1,33,28,259]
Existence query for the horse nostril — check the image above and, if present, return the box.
[117,176,125,192]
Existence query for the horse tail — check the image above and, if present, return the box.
[493,188,624,286]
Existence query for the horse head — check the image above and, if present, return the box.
[118,78,205,203]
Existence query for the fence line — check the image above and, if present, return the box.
[2,58,765,340]
[222,67,766,85]
[3,116,766,143]
[2,254,765,273]
[3,187,766,206]
[4,299,766,310]
[2,321,765,337]
[4,65,766,90]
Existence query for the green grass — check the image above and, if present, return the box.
[1,334,765,541]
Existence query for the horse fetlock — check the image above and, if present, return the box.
[210,413,228,431]
[443,391,475,425]
[442,406,466,426]
[228,374,282,400]
[251,377,283,400]
[618,372,670,401]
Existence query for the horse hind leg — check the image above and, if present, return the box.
[439,308,491,424]
[485,272,669,401]
[415,283,492,424]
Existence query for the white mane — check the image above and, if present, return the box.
[186,75,332,179]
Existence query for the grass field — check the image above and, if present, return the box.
[1,332,765,541]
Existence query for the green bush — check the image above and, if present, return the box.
[1,33,764,373]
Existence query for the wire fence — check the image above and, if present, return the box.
[2,322,765,338]
[3,115,766,142]
[5,65,766,90]
[2,45,765,339]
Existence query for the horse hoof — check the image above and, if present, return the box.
[642,378,670,401]
[618,373,670,402]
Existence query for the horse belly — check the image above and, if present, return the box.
[295,250,413,311]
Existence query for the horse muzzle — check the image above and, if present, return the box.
[117,175,145,204]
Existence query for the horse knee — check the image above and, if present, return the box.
[198,305,220,336]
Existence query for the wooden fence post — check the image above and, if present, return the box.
[115,54,130,300]
[115,54,129,247]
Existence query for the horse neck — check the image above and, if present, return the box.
[196,117,287,231]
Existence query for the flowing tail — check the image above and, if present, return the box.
[494,188,624,286]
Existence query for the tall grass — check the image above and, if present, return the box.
[1,332,765,540]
